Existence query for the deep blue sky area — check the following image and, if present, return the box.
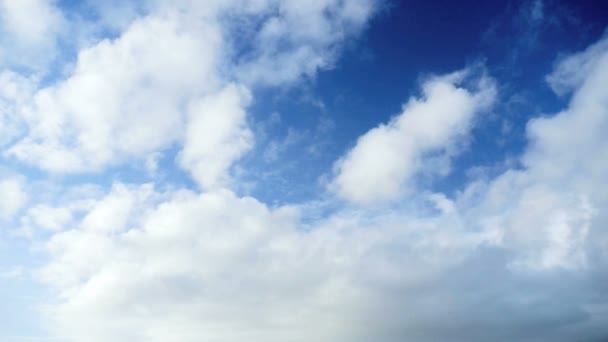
[245,0,608,203]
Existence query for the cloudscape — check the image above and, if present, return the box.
[0,0,608,341]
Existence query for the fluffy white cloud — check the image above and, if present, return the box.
[546,35,608,96]
[8,13,222,173]
[0,0,64,69]
[34,36,608,340]
[331,69,496,204]
[179,85,254,189]
[234,0,375,86]
[467,175,595,271]
[39,183,490,342]
[0,0,62,43]
[4,0,377,191]
[487,35,608,270]
[3,2,606,342]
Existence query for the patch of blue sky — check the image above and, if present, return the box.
[0,233,53,340]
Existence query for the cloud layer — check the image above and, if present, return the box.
[34,35,608,341]
[0,1,607,341]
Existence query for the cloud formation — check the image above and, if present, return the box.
[4,0,376,184]
[32,35,608,341]
[331,69,495,204]
[0,0,64,69]
[0,1,607,341]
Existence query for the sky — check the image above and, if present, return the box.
[0,0,607,341]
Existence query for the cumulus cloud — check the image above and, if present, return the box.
[1,1,607,341]
[178,85,254,189]
[509,35,608,270]
[8,12,223,173]
[452,36,608,273]
[546,34,608,96]
[234,0,375,86]
[33,34,608,341]
[0,0,65,69]
[3,0,377,190]
[0,0,62,42]
[39,183,493,342]
[331,69,496,204]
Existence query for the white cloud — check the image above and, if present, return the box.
[3,0,377,192]
[0,0,62,43]
[0,176,27,220]
[178,85,254,189]
[8,13,223,173]
[331,69,496,204]
[235,0,376,86]
[546,35,608,96]
[0,70,35,146]
[33,36,608,340]
[23,205,73,232]
[456,36,608,271]
[39,184,487,342]
[480,179,594,270]
[2,2,606,342]
[0,0,64,69]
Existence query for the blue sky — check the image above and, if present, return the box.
[0,0,608,341]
